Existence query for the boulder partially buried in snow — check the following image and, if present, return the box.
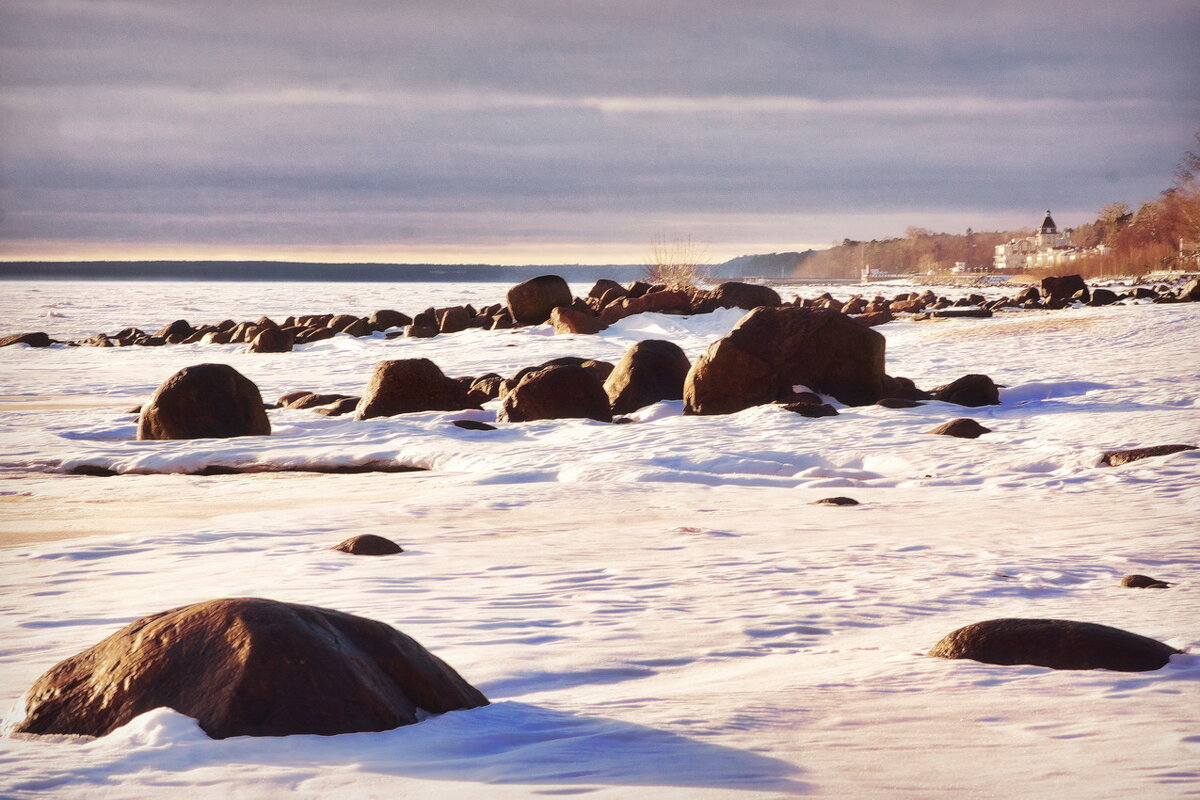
[931,374,1000,407]
[499,364,613,423]
[683,307,887,415]
[356,358,478,420]
[927,618,1180,672]
[604,339,692,415]
[506,275,573,325]
[12,598,488,739]
[137,363,270,440]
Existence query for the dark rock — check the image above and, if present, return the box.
[138,364,270,441]
[403,323,438,338]
[1088,288,1120,306]
[1040,274,1089,304]
[1101,444,1197,466]
[468,374,504,401]
[1120,574,1171,589]
[248,327,294,354]
[782,402,839,417]
[506,275,573,325]
[876,397,923,409]
[276,390,312,406]
[928,418,991,438]
[452,419,497,431]
[333,534,404,555]
[931,308,993,319]
[853,310,894,327]
[357,359,478,420]
[498,364,612,423]
[0,332,53,348]
[889,298,925,313]
[341,318,374,338]
[604,339,692,415]
[153,320,193,340]
[588,279,626,300]
[438,306,472,334]
[328,314,360,332]
[684,307,887,415]
[296,314,332,328]
[1132,287,1158,300]
[882,375,931,400]
[312,397,361,417]
[295,327,337,344]
[811,496,859,506]
[12,598,487,739]
[289,393,353,410]
[707,281,782,310]
[69,464,119,477]
[931,373,1000,407]
[927,618,1180,672]
[625,280,652,298]
[550,306,605,335]
[369,309,412,332]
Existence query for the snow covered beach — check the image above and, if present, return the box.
[1,279,1198,798]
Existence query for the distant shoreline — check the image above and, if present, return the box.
[0,260,647,283]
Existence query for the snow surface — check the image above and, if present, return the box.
[0,280,1197,799]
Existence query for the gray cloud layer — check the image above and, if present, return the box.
[2,1,1198,260]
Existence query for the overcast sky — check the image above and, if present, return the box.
[2,1,1198,264]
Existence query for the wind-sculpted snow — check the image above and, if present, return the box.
[0,280,1197,799]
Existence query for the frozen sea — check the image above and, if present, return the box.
[0,279,1197,799]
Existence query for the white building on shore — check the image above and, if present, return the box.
[994,210,1108,271]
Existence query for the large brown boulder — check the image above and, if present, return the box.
[1040,274,1089,304]
[928,618,1180,672]
[498,364,613,423]
[356,358,477,420]
[12,598,487,739]
[247,326,294,353]
[931,374,1000,407]
[604,339,692,414]
[707,281,782,311]
[550,306,605,335]
[138,364,270,440]
[368,309,412,332]
[0,331,53,347]
[506,275,573,325]
[684,307,887,415]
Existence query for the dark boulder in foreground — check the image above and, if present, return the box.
[506,275,573,325]
[0,331,53,348]
[138,364,270,441]
[684,307,887,415]
[499,364,612,423]
[931,373,1000,407]
[928,618,1180,672]
[1120,574,1171,589]
[12,598,488,739]
[356,358,478,420]
[604,339,692,415]
[333,534,404,555]
[928,418,992,439]
[1101,444,1197,466]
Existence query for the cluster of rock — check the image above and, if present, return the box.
[135,302,1008,443]
[5,273,1199,351]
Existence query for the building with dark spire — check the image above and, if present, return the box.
[994,210,1107,271]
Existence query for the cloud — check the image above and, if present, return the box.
[1,0,1198,260]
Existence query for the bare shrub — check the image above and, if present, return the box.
[643,235,709,288]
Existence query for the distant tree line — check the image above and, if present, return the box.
[769,131,1200,280]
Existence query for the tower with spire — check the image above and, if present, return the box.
[994,209,1095,271]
